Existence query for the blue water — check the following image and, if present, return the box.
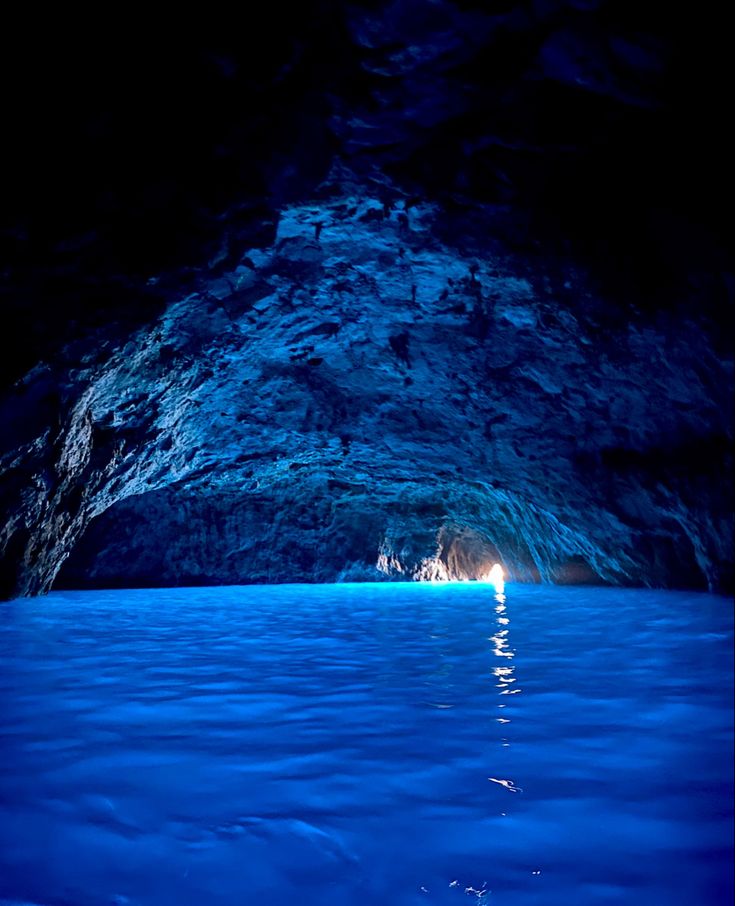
[0,584,732,905]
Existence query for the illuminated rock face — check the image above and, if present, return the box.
[48,193,731,594]
[1,4,732,597]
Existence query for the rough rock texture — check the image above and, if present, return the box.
[49,194,735,594]
[1,3,733,597]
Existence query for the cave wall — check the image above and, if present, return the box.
[1,2,732,597]
[57,484,605,589]
[49,192,732,594]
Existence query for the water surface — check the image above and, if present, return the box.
[1,583,732,904]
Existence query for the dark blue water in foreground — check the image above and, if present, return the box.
[0,584,732,905]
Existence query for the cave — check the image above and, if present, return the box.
[0,5,732,904]
[0,8,732,599]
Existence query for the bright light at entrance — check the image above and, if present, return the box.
[489,563,505,595]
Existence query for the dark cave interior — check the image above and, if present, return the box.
[1,2,732,598]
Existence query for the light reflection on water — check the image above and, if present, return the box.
[0,582,732,906]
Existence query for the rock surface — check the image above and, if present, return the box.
[1,3,732,597]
